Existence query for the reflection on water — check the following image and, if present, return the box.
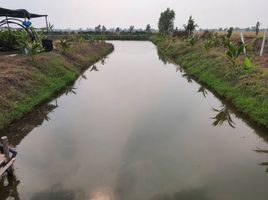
[211,105,236,128]
[65,86,77,96]
[1,41,268,200]
[90,187,115,200]
[0,176,20,200]
[100,57,107,66]
[254,148,268,173]
[197,86,208,98]
[0,103,58,146]
[182,73,193,83]
[150,189,211,200]
[157,48,168,65]
[90,64,99,72]
[30,184,79,200]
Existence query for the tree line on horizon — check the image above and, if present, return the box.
[157,8,263,37]
[82,8,263,36]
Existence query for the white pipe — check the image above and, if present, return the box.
[240,32,246,54]
[260,29,266,57]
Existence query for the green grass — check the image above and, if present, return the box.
[0,42,114,128]
[152,35,268,128]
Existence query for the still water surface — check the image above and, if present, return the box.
[1,41,268,200]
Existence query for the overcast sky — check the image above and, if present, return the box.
[2,0,268,29]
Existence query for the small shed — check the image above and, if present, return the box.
[0,7,53,51]
[0,7,49,32]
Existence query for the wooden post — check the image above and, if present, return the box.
[240,32,246,54]
[1,136,13,176]
[260,29,266,57]
[1,136,10,160]
[45,16,49,34]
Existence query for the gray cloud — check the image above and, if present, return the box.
[1,0,268,29]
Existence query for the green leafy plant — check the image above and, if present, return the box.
[0,29,20,50]
[225,41,245,68]
[19,40,42,61]
[29,27,45,43]
[203,40,213,52]
[59,39,70,54]
[88,35,96,43]
[100,34,107,41]
[28,41,42,61]
[79,36,85,44]
[187,35,199,47]
[243,56,253,69]
[16,29,43,60]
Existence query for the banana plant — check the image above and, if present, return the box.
[59,39,70,54]
[203,39,213,53]
[225,41,245,68]
[79,36,85,44]
[243,56,253,69]
[19,40,42,61]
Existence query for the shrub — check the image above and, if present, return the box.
[186,35,199,47]
[0,29,20,50]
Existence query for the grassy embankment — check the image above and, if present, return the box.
[0,41,114,128]
[151,34,268,128]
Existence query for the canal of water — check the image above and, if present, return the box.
[1,41,268,200]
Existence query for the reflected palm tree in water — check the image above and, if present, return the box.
[0,175,20,200]
[211,105,236,128]
[182,73,193,83]
[100,57,107,65]
[198,86,208,98]
[78,72,87,83]
[254,148,268,173]
[176,65,183,73]
[90,64,99,72]
[65,86,77,95]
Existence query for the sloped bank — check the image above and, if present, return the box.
[152,36,268,128]
[0,41,114,128]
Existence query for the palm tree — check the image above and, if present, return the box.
[183,16,198,37]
